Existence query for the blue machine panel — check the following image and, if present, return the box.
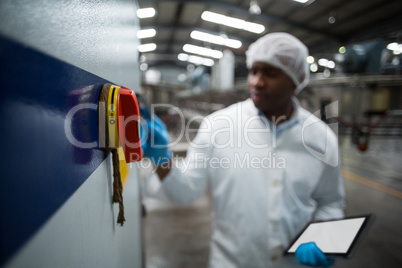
[0,35,109,264]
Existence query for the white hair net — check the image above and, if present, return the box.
[246,32,310,94]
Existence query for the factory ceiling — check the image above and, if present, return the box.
[137,0,402,69]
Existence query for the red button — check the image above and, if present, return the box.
[117,86,142,163]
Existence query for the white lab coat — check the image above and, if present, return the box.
[159,98,345,268]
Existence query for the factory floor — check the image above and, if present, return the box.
[141,135,402,268]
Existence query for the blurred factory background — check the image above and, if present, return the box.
[137,1,402,268]
[0,0,401,268]
[138,0,402,140]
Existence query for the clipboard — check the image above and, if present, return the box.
[285,214,374,258]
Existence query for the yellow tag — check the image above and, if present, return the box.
[118,147,129,189]
[107,85,120,148]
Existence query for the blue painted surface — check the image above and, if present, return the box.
[0,35,109,265]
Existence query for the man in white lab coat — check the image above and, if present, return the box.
[141,33,345,268]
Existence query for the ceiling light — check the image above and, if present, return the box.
[178,53,215,67]
[387,42,399,50]
[249,1,261,15]
[178,53,189,61]
[183,44,223,59]
[201,11,265,34]
[317,58,335,69]
[293,0,309,3]
[327,61,336,69]
[339,46,346,54]
[188,55,214,66]
[137,8,156,19]
[318,58,329,67]
[138,43,156,52]
[140,63,148,71]
[310,63,318,72]
[387,42,402,55]
[190,31,242,49]
[306,56,315,64]
[137,29,156,39]
[243,22,266,34]
[394,49,402,55]
[328,11,336,24]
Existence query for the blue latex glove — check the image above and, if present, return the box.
[139,107,172,165]
[296,242,335,267]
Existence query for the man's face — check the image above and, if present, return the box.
[248,62,296,117]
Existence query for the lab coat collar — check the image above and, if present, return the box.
[246,96,301,120]
[246,96,301,129]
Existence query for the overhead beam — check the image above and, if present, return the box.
[344,14,402,44]
[331,0,401,43]
[167,2,185,54]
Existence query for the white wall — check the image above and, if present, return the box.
[5,156,143,268]
[0,0,143,267]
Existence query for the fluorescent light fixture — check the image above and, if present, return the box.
[317,58,335,69]
[387,42,402,55]
[387,42,398,50]
[137,29,156,39]
[178,53,214,67]
[249,1,262,15]
[190,31,242,49]
[310,63,318,72]
[183,44,223,59]
[339,46,346,54]
[318,58,329,67]
[137,8,156,19]
[201,11,265,34]
[138,43,156,52]
[327,60,336,69]
[243,22,266,34]
[178,53,189,61]
[293,0,309,3]
[188,55,214,66]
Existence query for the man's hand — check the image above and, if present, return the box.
[295,242,335,267]
[140,107,172,166]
